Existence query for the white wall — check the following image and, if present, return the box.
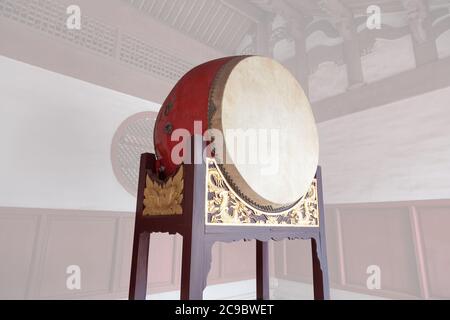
[319,86,450,204]
[0,56,159,211]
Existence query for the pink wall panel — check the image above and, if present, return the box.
[339,207,421,297]
[1,201,449,299]
[323,210,342,286]
[39,216,117,298]
[207,242,222,283]
[417,206,450,298]
[147,234,178,288]
[0,213,39,299]
[220,241,256,280]
[284,240,313,282]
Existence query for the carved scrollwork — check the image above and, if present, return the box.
[206,159,319,227]
[143,166,184,216]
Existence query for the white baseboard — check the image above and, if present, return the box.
[147,278,387,300]
[271,279,388,300]
[147,280,257,300]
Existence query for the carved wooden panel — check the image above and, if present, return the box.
[206,159,320,227]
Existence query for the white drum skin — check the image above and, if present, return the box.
[210,56,319,210]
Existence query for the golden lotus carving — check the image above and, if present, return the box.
[206,159,319,227]
[143,166,184,216]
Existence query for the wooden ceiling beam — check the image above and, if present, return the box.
[221,0,268,23]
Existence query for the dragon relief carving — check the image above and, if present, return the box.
[143,166,184,216]
[207,159,319,227]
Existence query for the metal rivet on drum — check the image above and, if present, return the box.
[164,123,173,135]
[164,102,174,116]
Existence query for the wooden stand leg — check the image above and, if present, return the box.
[180,231,192,300]
[181,231,208,300]
[311,237,330,300]
[188,234,207,300]
[312,166,331,300]
[180,137,209,300]
[256,240,270,300]
[129,232,150,300]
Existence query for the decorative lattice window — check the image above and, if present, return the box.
[0,0,118,57]
[111,112,157,196]
[119,33,193,82]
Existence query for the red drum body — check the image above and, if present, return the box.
[154,57,234,175]
[154,56,319,213]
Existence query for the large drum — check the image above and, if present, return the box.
[154,56,319,212]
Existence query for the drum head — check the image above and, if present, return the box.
[209,56,319,211]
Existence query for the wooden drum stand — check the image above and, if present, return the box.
[129,136,330,300]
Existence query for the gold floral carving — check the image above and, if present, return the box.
[143,167,184,216]
[206,159,319,227]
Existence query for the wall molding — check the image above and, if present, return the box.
[0,207,256,299]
